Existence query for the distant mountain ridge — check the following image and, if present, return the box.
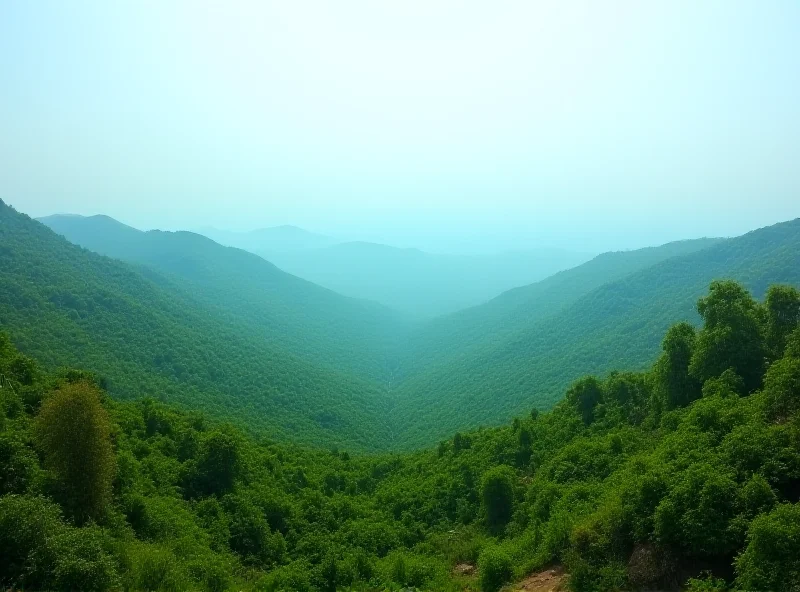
[20,205,800,449]
[390,219,800,446]
[198,224,341,252]
[254,237,593,318]
[38,214,410,383]
[0,205,409,450]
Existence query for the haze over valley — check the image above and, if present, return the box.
[2,2,800,591]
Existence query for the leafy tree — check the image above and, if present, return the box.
[187,430,241,496]
[701,368,745,399]
[735,503,800,591]
[35,381,114,523]
[785,327,800,358]
[320,552,338,592]
[567,376,604,425]
[690,280,766,392]
[654,322,700,409]
[654,463,739,556]
[516,425,533,467]
[763,284,800,359]
[481,466,515,532]
[761,355,800,421]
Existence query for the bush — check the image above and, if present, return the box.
[0,495,119,591]
[684,572,728,591]
[478,546,513,592]
[49,526,120,591]
[735,503,800,591]
[120,543,193,592]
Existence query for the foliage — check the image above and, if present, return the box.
[481,466,516,533]
[1,201,404,451]
[35,381,115,523]
[735,503,800,591]
[2,208,800,592]
[478,546,513,592]
[391,220,800,447]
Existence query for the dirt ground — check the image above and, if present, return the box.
[511,566,566,591]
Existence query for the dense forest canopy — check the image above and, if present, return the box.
[0,202,398,451]
[13,203,800,451]
[1,279,799,591]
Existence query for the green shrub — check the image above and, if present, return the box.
[478,546,513,592]
[735,503,800,591]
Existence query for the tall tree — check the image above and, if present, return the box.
[481,466,515,533]
[689,280,766,392]
[188,430,241,496]
[35,382,115,523]
[566,376,604,425]
[654,322,701,409]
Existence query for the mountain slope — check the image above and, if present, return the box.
[399,237,723,376]
[391,220,800,447]
[4,202,395,450]
[264,241,593,318]
[39,214,411,382]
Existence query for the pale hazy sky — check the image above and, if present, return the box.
[1,1,799,253]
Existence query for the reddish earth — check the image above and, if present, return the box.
[513,566,566,591]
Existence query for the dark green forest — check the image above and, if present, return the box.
[2,279,800,590]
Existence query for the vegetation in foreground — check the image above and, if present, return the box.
[1,280,800,591]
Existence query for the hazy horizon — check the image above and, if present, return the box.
[3,1,800,253]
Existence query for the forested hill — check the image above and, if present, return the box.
[391,219,800,447]
[11,204,800,451]
[399,237,722,376]
[1,202,398,450]
[38,214,412,382]
[1,280,799,591]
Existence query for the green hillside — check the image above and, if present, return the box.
[2,202,396,450]
[2,279,799,591]
[263,241,592,318]
[398,237,723,377]
[17,206,800,452]
[38,214,411,382]
[391,220,800,447]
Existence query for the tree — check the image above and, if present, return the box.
[481,466,515,532]
[188,430,241,496]
[35,382,114,523]
[763,285,800,359]
[654,463,739,556]
[654,322,700,409]
[690,281,766,393]
[735,503,800,591]
[516,425,533,467]
[761,355,800,421]
[566,376,604,425]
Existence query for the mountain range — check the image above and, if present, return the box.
[0,202,793,450]
[196,225,593,317]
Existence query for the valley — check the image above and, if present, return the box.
[29,206,800,449]
[3,3,799,589]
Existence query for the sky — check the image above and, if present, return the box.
[1,1,799,253]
